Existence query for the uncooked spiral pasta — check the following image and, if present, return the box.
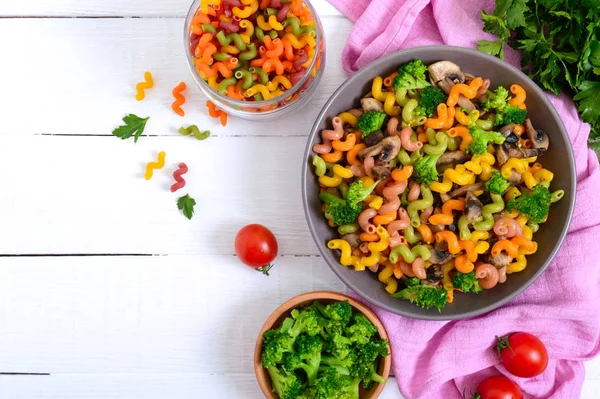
[135,71,154,101]
[178,125,211,140]
[170,163,189,193]
[145,151,166,180]
[312,58,563,311]
[171,82,187,117]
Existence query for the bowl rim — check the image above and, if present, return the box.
[301,45,577,321]
[183,0,323,107]
[253,291,392,399]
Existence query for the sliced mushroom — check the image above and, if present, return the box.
[437,150,471,166]
[363,130,385,147]
[465,191,483,222]
[428,61,465,85]
[358,136,401,162]
[507,170,522,184]
[505,143,545,158]
[447,183,484,199]
[505,133,519,144]
[428,249,452,265]
[371,165,391,180]
[341,233,361,250]
[499,124,515,138]
[426,264,444,281]
[495,144,509,165]
[360,97,384,112]
[485,252,512,269]
[525,118,550,150]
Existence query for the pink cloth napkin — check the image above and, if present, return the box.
[328,0,600,398]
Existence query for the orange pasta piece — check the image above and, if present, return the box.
[417,131,428,143]
[511,236,536,252]
[321,150,343,163]
[491,240,519,258]
[441,105,456,130]
[259,0,270,9]
[513,124,525,135]
[442,198,465,214]
[425,103,448,129]
[447,77,483,107]
[436,231,461,254]
[360,232,379,242]
[455,255,474,274]
[508,84,526,109]
[227,85,243,100]
[417,224,433,244]
[391,165,413,181]
[458,240,477,262]
[447,126,472,151]
[373,213,396,226]
[347,143,366,165]
[263,58,285,75]
[429,214,453,225]
[383,72,398,87]
[282,39,294,61]
[332,133,357,152]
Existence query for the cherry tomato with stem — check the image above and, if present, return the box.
[496,332,548,378]
[235,224,278,275]
[469,375,523,399]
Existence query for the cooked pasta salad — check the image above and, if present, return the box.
[311,59,564,312]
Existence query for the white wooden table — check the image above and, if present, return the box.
[0,1,599,397]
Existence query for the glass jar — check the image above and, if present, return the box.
[184,0,326,120]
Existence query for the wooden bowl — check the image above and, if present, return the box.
[254,291,392,399]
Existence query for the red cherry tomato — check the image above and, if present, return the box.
[475,376,523,399]
[235,224,278,275]
[497,332,548,378]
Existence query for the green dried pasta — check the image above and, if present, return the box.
[249,67,269,85]
[312,155,326,177]
[423,131,448,155]
[234,69,254,90]
[389,244,431,264]
[458,215,472,240]
[404,225,422,244]
[218,77,237,94]
[178,125,210,140]
[239,43,257,61]
[407,185,433,227]
[216,31,247,51]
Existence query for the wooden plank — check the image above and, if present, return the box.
[1,0,342,17]
[0,18,350,136]
[0,134,325,255]
[0,374,403,398]
[0,255,348,373]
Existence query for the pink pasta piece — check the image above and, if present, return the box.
[358,208,377,234]
[399,127,423,151]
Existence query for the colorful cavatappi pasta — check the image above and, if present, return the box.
[312,59,563,311]
[188,0,322,105]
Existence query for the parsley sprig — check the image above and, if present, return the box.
[177,194,196,220]
[478,0,600,150]
[112,114,150,143]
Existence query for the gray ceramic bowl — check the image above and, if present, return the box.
[302,46,576,320]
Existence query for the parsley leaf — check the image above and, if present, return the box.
[481,11,510,39]
[574,81,600,126]
[112,114,150,143]
[505,0,529,29]
[478,39,505,59]
[177,194,196,220]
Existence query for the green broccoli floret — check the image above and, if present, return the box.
[392,59,430,91]
[356,111,386,138]
[413,153,442,186]
[507,185,552,224]
[283,333,323,386]
[327,202,362,226]
[404,277,421,287]
[392,285,448,311]
[345,181,377,207]
[322,301,353,325]
[326,333,352,360]
[267,366,303,399]
[485,171,511,195]
[414,86,448,117]
[467,125,506,156]
[323,181,377,226]
[289,306,323,337]
[262,329,294,368]
[495,104,527,126]
[345,314,378,345]
[452,271,482,293]
[481,86,510,112]
[351,337,389,390]
[309,368,360,399]
[320,352,355,375]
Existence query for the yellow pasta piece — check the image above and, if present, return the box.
[369,196,384,210]
[360,176,375,188]
[507,255,527,274]
[504,187,522,201]
[522,171,538,190]
[327,239,364,271]
[445,165,476,185]
[534,168,554,184]
[337,112,358,127]
[442,263,455,303]
[207,75,219,91]
[332,164,353,179]
[475,241,490,254]
[319,174,342,187]
[368,226,390,252]
[480,162,493,181]
[378,264,398,294]
[470,231,489,242]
